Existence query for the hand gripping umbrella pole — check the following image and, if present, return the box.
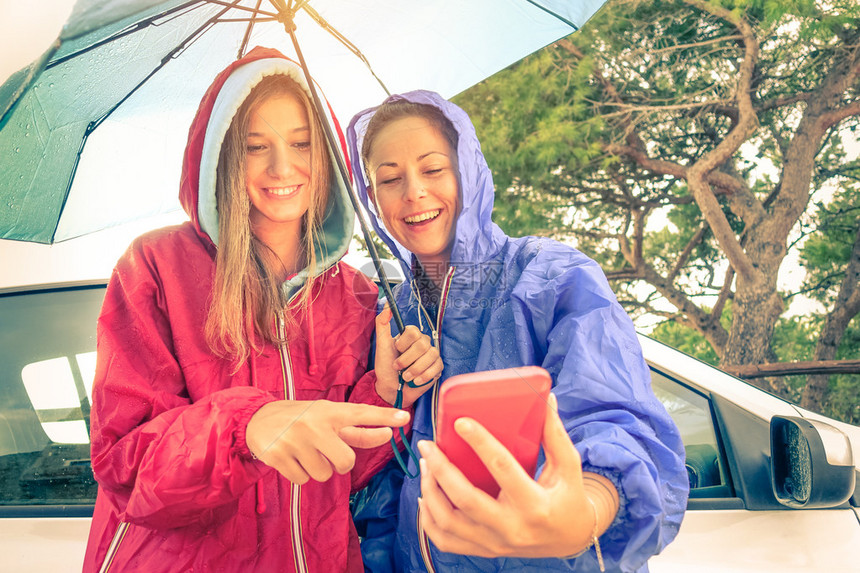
[280,8,430,478]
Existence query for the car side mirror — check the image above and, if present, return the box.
[770,415,855,508]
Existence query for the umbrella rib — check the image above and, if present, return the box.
[218,17,276,22]
[48,1,205,69]
[522,0,580,31]
[238,0,264,58]
[47,0,279,69]
[295,2,390,96]
[203,0,278,17]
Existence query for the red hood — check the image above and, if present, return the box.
[178,46,352,249]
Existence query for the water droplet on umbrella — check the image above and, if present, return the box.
[49,83,55,88]
[14,147,20,153]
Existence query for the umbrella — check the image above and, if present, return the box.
[0,0,606,245]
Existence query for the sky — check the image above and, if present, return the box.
[0,0,76,83]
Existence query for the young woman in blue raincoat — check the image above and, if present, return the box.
[347,92,689,572]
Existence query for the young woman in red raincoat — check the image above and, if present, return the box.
[82,48,441,573]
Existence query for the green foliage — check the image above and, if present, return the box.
[817,318,860,424]
[452,46,604,237]
[769,315,820,403]
[650,321,720,366]
[452,0,860,419]
[352,232,394,260]
[828,373,860,425]
[651,301,732,366]
[799,185,860,305]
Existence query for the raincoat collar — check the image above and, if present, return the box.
[347,90,507,280]
[180,46,354,297]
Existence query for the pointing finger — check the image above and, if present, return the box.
[330,402,410,429]
[339,425,395,449]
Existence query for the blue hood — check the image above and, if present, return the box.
[347,90,506,276]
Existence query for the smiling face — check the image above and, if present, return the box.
[244,93,312,239]
[367,115,461,270]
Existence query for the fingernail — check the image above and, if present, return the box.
[419,458,427,475]
[394,410,410,422]
[454,417,474,434]
[417,440,431,456]
[549,392,558,411]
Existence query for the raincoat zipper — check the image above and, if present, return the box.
[97,520,130,573]
[419,266,455,573]
[278,315,309,573]
[100,270,335,573]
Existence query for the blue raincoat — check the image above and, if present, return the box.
[347,91,688,572]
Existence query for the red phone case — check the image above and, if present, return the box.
[435,366,552,497]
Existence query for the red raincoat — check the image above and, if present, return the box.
[83,48,393,572]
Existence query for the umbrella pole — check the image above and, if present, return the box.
[282,23,407,335]
[280,16,432,480]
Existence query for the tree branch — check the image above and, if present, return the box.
[606,144,744,194]
[725,359,860,378]
[712,265,735,320]
[641,263,729,355]
[818,100,860,131]
[755,92,812,113]
[669,223,708,282]
[633,208,646,270]
[605,268,643,281]
[626,34,744,57]
[595,98,734,113]
[682,0,761,282]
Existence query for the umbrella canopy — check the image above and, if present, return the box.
[0,0,606,244]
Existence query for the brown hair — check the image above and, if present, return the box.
[205,73,331,363]
[360,99,458,181]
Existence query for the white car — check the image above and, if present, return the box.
[1,280,858,571]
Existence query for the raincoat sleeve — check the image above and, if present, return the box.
[515,245,689,571]
[90,245,277,530]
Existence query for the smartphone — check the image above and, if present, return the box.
[435,366,552,497]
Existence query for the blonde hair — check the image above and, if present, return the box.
[205,73,331,363]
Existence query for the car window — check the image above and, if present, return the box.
[650,369,731,498]
[0,285,103,508]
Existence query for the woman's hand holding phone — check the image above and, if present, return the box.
[417,394,620,559]
[374,305,442,408]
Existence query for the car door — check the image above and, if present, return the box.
[0,283,104,572]
[641,336,860,572]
